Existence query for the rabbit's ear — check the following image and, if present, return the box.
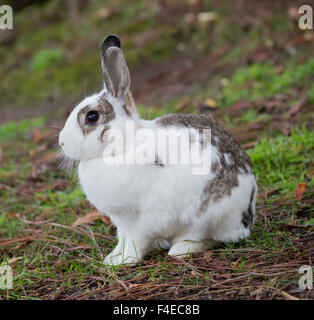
[101,34,121,53]
[100,35,130,99]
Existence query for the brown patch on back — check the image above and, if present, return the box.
[77,98,115,136]
[156,114,252,216]
[157,114,213,129]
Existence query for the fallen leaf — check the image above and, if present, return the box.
[5,212,19,220]
[294,182,306,201]
[204,98,217,108]
[72,211,111,227]
[198,98,217,113]
[72,211,101,227]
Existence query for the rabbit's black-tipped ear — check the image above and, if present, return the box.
[100,34,121,58]
[100,35,130,99]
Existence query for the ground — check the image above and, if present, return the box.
[0,0,313,300]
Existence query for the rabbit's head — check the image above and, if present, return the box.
[59,35,139,161]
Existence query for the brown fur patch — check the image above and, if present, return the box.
[77,98,115,136]
[156,114,252,216]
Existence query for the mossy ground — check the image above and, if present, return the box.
[0,0,313,299]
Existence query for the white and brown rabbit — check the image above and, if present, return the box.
[59,35,257,265]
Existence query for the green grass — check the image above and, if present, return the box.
[249,126,314,195]
[0,118,44,143]
[215,58,314,107]
[30,48,65,71]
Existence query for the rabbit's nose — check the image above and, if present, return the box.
[58,137,64,146]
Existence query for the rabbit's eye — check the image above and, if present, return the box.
[86,110,99,124]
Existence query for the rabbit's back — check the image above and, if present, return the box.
[155,113,254,216]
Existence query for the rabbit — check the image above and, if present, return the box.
[59,35,257,265]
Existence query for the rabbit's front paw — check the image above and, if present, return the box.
[103,253,140,266]
[168,239,216,257]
